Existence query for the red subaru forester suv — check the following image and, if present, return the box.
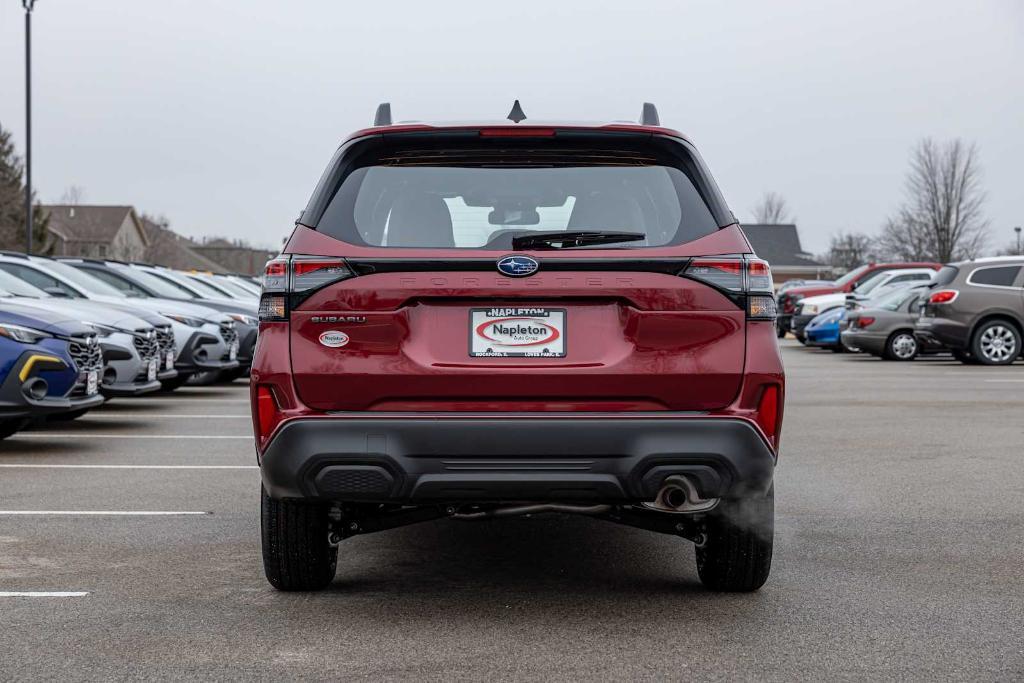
[252,103,785,592]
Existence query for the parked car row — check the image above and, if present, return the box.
[778,257,1024,366]
[0,252,259,438]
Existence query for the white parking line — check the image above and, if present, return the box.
[0,511,211,516]
[0,592,89,597]
[983,379,1024,383]
[13,434,250,440]
[0,464,257,470]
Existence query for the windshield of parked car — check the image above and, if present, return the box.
[165,272,225,298]
[114,267,193,299]
[876,286,926,311]
[41,259,139,297]
[833,265,870,288]
[0,269,48,297]
[309,136,728,250]
[855,271,891,294]
[208,276,256,298]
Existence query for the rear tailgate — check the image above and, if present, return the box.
[289,267,745,412]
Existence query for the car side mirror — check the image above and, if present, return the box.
[44,286,70,298]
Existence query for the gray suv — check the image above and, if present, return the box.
[916,257,1024,365]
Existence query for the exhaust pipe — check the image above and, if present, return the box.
[646,475,719,513]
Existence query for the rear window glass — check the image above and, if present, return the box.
[968,265,1021,287]
[307,135,728,250]
[933,265,959,287]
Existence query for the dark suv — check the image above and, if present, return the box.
[252,103,785,592]
[916,257,1024,365]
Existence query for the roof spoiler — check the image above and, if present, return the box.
[371,100,661,126]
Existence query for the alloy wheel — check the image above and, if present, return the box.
[979,325,1018,363]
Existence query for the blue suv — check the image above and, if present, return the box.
[0,305,106,438]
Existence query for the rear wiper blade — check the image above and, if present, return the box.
[511,230,646,250]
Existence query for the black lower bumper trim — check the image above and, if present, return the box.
[101,379,162,397]
[260,416,776,504]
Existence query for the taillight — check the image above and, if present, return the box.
[258,255,356,321]
[755,384,781,446]
[929,290,959,304]
[685,258,744,291]
[856,316,876,328]
[292,257,354,292]
[683,257,776,320]
[255,384,283,447]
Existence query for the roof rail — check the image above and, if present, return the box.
[0,250,30,259]
[639,102,660,126]
[373,102,392,126]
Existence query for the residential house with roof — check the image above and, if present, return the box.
[43,205,149,261]
[740,223,831,284]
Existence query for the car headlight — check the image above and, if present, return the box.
[161,313,206,328]
[0,323,52,344]
[82,322,122,337]
[804,305,818,315]
[227,313,257,327]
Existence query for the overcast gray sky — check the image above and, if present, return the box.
[1,0,1021,253]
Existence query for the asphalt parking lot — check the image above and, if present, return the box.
[1,341,1022,680]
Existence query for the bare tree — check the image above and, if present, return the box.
[879,139,988,263]
[60,185,86,204]
[751,192,792,224]
[821,231,880,270]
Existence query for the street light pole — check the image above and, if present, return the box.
[23,0,37,255]
[1015,226,1022,256]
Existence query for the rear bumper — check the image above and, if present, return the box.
[259,416,777,504]
[915,316,969,350]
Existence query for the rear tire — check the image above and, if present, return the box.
[970,320,1021,366]
[883,331,918,361]
[261,486,337,591]
[695,487,773,592]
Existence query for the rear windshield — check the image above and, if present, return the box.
[304,133,731,250]
[932,265,959,287]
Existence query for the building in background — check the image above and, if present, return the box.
[740,223,831,284]
[43,205,148,261]
[36,205,272,275]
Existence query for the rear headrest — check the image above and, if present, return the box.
[568,193,644,232]
[386,195,454,248]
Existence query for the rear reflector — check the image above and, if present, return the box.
[255,385,282,446]
[755,385,780,445]
[929,289,959,304]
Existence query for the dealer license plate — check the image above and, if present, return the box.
[229,340,239,361]
[469,308,566,357]
[147,359,158,382]
[165,350,175,370]
[86,370,99,396]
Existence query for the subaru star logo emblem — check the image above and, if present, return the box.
[496,255,539,277]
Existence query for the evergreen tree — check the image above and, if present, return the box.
[0,121,50,253]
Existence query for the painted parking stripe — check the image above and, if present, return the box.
[983,379,1024,383]
[0,592,89,597]
[0,511,211,516]
[12,434,250,440]
[0,464,257,470]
